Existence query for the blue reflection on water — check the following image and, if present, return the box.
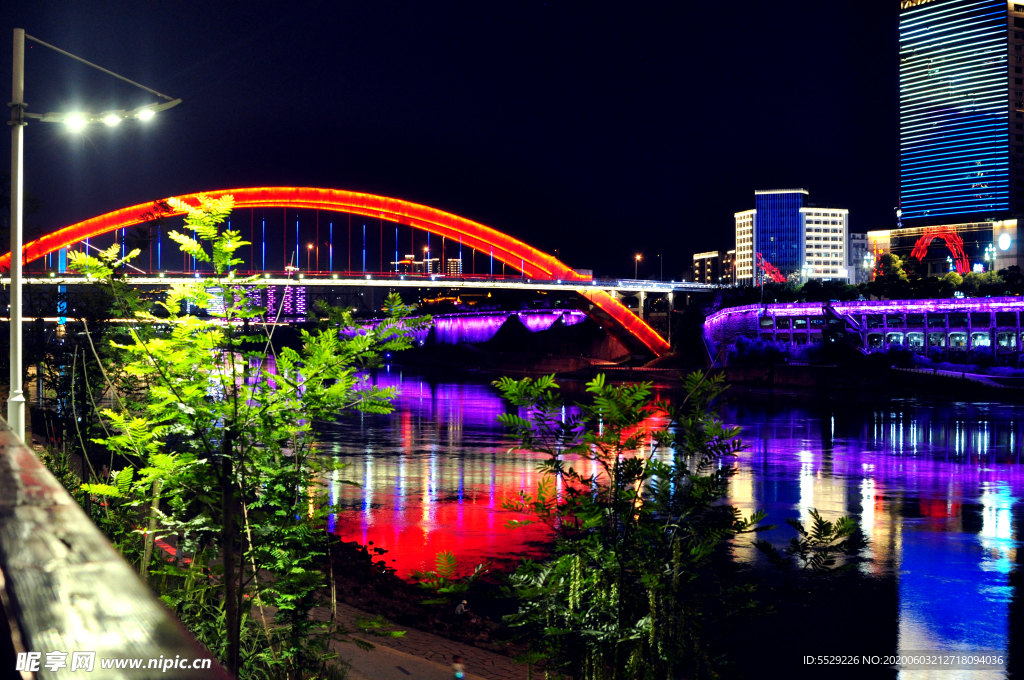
[724,394,1020,673]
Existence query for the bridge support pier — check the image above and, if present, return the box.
[667,291,673,347]
[638,291,646,321]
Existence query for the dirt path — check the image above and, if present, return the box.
[313,602,531,680]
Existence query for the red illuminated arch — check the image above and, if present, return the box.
[910,226,970,274]
[0,187,673,355]
[0,187,590,281]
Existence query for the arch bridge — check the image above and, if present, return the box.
[0,187,713,356]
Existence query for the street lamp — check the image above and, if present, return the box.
[307,243,314,271]
[8,29,180,441]
[635,254,641,279]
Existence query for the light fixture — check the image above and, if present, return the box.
[65,115,86,131]
[102,114,121,126]
[159,272,165,278]
[332,274,338,279]
[137,109,155,121]
[999,233,1011,251]
[265,273,271,278]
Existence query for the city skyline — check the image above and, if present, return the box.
[0,1,897,279]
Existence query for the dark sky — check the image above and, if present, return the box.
[1,1,898,279]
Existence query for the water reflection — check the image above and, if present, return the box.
[319,368,551,578]
[725,396,1020,676]
[318,374,1020,673]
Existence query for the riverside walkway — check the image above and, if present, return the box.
[312,603,530,680]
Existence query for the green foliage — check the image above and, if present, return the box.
[410,551,488,605]
[755,509,866,573]
[494,371,769,680]
[65,192,430,679]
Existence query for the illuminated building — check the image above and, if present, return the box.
[899,0,1015,224]
[734,209,756,285]
[866,219,1018,276]
[755,189,807,278]
[692,250,729,284]
[724,249,735,284]
[391,254,440,274]
[848,232,870,285]
[446,258,462,276]
[734,190,850,284]
[799,207,849,282]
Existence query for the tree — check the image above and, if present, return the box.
[876,253,909,280]
[863,253,911,299]
[68,193,428,678]
[494,372,768,679]
[999,265,1024,295]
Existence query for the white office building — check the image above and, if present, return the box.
[799,207,849,282]
[734,209,756,286]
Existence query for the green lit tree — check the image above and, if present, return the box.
[68,193,427,678]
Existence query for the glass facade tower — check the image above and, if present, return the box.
[755,189,807,277]
[899,0,1010,223]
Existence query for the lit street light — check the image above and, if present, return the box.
[635,254,641,279]
[8,28,180,441]
[307,243,314,271]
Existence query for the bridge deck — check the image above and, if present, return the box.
[6,274,719,294]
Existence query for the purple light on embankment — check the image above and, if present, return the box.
[705,296,1024,327]
[351,310,586,346]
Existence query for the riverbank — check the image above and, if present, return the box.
[723,361,1024,397]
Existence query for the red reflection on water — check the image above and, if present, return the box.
[325,375,674,578]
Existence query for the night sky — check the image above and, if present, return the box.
[1,1,898,279]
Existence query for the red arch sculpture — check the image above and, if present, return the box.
[910,226,970,274]
[0,186,672,355]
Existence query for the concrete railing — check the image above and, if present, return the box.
[0,420,229,679]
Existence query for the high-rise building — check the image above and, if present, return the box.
[888,0,1023,276]
[447,258,463,276]
[734,190,849,284]
[799,207,849,282]
[724,249,736,284]
[755,189,807,277]
[899,0,1013,224]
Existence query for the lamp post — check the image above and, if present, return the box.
[307,243,313,271]
[9,30,25,439]
[635,254,641,279]
[8,28,179,442]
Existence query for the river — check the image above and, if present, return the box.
[318,368,1021,677]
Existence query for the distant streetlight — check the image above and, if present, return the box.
[307,243,314,271]
[8,29,180,441]
[635,254,642,279]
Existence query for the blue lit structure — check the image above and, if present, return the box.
[754,189,806,277]
[900,0,1010,222]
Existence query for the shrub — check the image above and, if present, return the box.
[727,336,789,365]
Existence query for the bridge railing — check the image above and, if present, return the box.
[0,418,229,678]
